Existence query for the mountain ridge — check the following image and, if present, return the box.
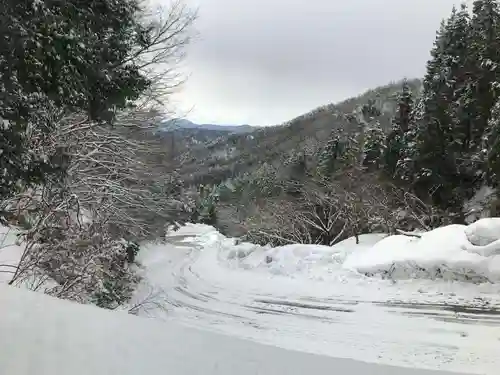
[160,118,257,134]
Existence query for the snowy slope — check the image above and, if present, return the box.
[0,286,464,375]
[130,224,500,374]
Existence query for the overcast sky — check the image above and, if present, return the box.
[164,0,465,126]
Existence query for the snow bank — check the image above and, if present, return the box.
[344,221,500,282]
[221,233,387,280]
[219,218,500,284]
[465,218,500,246]
[166,220,500,284]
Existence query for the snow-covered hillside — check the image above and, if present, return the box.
[129,222,500,374]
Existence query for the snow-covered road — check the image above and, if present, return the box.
[130,224,500,375]
[0,285,465,375]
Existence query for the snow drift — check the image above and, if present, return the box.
[170,219,500,284]
[343,219,500,282]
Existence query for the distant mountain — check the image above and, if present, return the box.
[176,78,423,188]
[159,118,256,134]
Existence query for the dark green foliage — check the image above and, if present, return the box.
[384,1,500,218]
[201,204,217,226]
[93,240,141,308]
[410,8,468,210]
[125,241,140,263]
[385,79,414,178]
[283,150,308,196]
[354,99,385,170]
[468,0,500,147]
[317,131,344,177]
[363,122,385,169]
[392,80,414,134]
[0,0,150,118]
[472,0,500,186]
[485,100,500,185]
[0,0,151,200]
[391,4,478,214]
[361,99,382,121]
[193,184,218,226]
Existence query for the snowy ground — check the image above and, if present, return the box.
[130,223,500,375]
[0,225,22,283]
[4,220,500,373]
[0,285,465,375]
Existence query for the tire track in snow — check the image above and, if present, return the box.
[131,228,500,374]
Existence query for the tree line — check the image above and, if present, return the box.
[319,0,500,222]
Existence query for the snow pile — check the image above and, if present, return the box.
[225,234,387,280]
[165,220,500,284]
[343,220,500,282]
[465,218,500,246]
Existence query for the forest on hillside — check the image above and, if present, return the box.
[195,1,500,246]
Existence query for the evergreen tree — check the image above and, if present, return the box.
[194,184,218,226]
[317,131,343,177]
[469,0,500,186]
[396,97,423,183]
[445,4,472,150]
[385,79,414,178]
[393,79,415,134]
[361,99,382,121]
[0,0,153,200]
[468,0,500,148]
[412,6,472,211]
[363,120,385,169]
[285,149,308,195]
[485,98,500,184]
[359,100,384,169]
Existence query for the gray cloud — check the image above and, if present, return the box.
[168,0,464,125]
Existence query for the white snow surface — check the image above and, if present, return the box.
[0,285,465,375]
[130,223,500,375]
[0,225,22,283]
[465,217,500,246]
[345,223,500,281]
[0,225,58,290]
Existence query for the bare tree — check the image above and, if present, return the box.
[0,0,197,306]
[133,0,198,108]
[243,171,437,247]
